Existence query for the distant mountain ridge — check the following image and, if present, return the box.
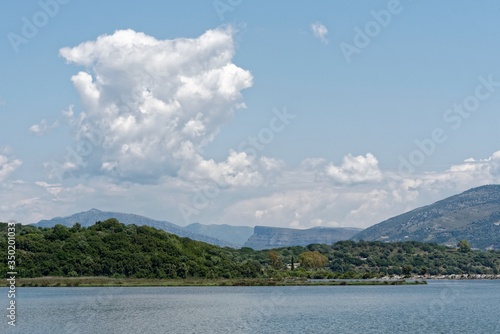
[184,223,254,248]
[33,209,236,248]
[244,225,362,250]
[352,185,500,249]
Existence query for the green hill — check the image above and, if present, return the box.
[2,219,499,279]
[4,219,259,279]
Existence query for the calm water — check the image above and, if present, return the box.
[1,280,499,333]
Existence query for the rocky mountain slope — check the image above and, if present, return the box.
[352,185,500,250]
[243,226,362,250]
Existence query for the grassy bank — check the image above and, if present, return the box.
[2,276,426,287]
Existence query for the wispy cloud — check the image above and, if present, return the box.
[0,154,22,182]
[311,22,329,45]
[29,119,60,135]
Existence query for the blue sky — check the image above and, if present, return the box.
[1,0,500,227]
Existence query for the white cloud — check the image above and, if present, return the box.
[447,152,500,178]
[6,28,500,230]
[29,119,60,135]
[0,179,97,223]
[35,181,64,197]
[0,154,22,182]
[194,150,500,229]
[325,153,383,185]
[179,149,262,187]
[311,22,329,45]
[219,188,343,229]
[4,150,500,227]
[59,27,254,183]
[260,156,285,171]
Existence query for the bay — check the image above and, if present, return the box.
[1,280,499,333]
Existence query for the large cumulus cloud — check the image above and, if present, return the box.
[59,27,255,183]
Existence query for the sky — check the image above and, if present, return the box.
[1,0,500,228]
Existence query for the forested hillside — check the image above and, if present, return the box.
[3,219,257,279]
[2,220,499,279]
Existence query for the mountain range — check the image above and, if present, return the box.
[353,185,500,250]
[30,184,500,250]
[184,223,254,248]
[34,209,236,248]
[243,226,362,250]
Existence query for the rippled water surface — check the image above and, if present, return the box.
[1,280,499,333]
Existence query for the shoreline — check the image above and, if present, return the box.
[4,274,499,288]
[1,277,427,287]
[398,274,500,280]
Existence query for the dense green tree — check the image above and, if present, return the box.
[402,265,413,277]
[458,240,471,253]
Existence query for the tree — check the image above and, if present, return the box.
[299,251,328,270]
[70,222,82,232]
[458,240,471,253]
[268,250,282,270]
[50,224,70,241]
[402,265,413,277]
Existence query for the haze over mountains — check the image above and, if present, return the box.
[30,185,500,250]
[184,223,254,248]
[244,226,362,250]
